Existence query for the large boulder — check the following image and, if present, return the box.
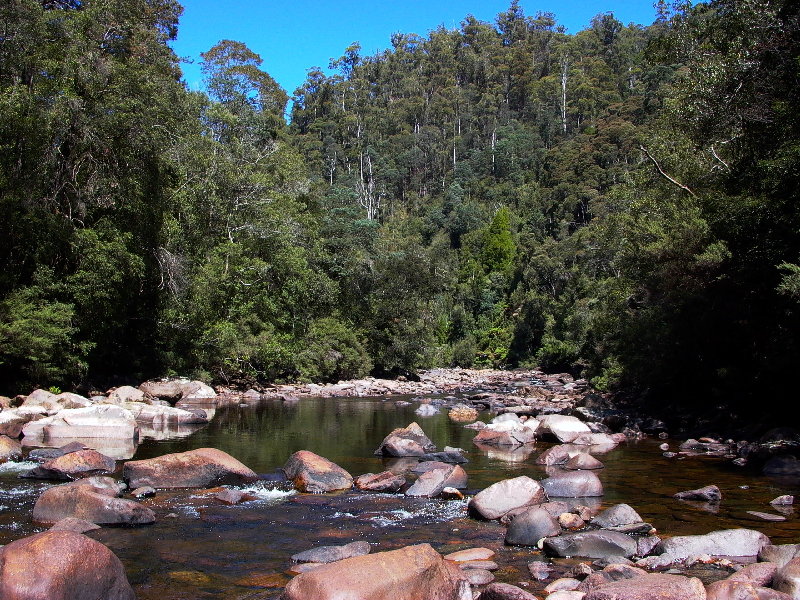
[33,477,155,525]
[374,422,437,457]
[22,405,138,441]
[355,471,406,492]
[283,450,353,493]
[468,476,547,520]
[24,449,115,480]
[107,386,146,404]
[541,470,604,497]
[584,573,706,599]
[543,530,638,559]
[472,419,539,447]
[656,529,770,560]
[406,464,468,497]
[138,379,186,401]
[124,447,258,489]
[505,506,562,546]
[537,415,592,443]
[123,402,207,426]
[283,543,470,600]
[0,531,135,600]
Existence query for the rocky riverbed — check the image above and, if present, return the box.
[0,369,799,599]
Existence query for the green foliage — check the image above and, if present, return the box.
[295,318,372,382]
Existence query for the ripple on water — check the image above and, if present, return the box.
[233,482,297,503]
[0,461,38,474]
[331,497,468,528]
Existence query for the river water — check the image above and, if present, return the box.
[0,395,798,599]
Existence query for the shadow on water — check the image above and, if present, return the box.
[1,396,799,598]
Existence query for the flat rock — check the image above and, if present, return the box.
[24,449,116,480]
[746,511,786,522]
[479,582,539,600]
[468,476,548,520]
[355,471,406,492]
[33,478,155,525]
[22,405,138,441]
[543,531,638,559]
[656,529,770,560]
[444,547,495,562]
[584,573,705,599]
[124,447,258,489]
[463,568,495,585]
[542,471,604,497]
[291,540,371,564]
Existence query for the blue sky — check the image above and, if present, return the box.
[171,0,659,97]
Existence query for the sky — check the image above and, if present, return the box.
[170,0,659,98]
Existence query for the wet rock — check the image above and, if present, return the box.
[406,463,467,497]
[590,504,643,528]
[473,420,538,447]
[479,582,539,600]
[674,485,722,502]
[291,540,371,564]
[543,531,638,559]
[656,529,770,560]
[444,548,495,562]
[584,573,705,599]
[0,531,135,600]
[24,449,115,480]
[464,568,495,585]
[637,536,661,557]
[547,592,586,600]
[374,422,437,457]
[570,563,595,579]
[505,506,562,546]
[214,488,251,505]
[559,513,586,530]
[773,558,800,598]
[771,495,795,506]
[542,471,603,497]
[529,560,553,580]
[0,434,22,462]
[579,564,646,590]
[759,544,800,568]
[537,444,589,466]
[355,471,406,492]
[442,487,464,499]
[728,562,778,586]
[746,511,786,522]
[565,454,604,470]
[33,477,155,525]
[538,415,592,443]
[546,578,582,592]
[282,450,353,493]
[459,559,498,570]
[468,475,548,520]
[22,405,138,441]
[420,448,469,463]
[706,580,789,600]
[539,501,572,518]
[124,447,258,489]
[49,517,102,533]
[131,486,156,498]
[283,543,469,600]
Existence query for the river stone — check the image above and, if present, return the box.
[139,379,185,401]
[537,444,588,465]
[49,517,102,533]
[283,543,470,600]
[468,475,548,520]
[22,405,138,441]
[728,562,778,586]
[674,485,722,502]
[283,450,353,493]
[292,540,371,564]
[565,453,604,470]
[458,559,498,570]
[774,557,800,598]
[584,573,705,599]
[591,504,643,528]
[759,544,800,568]
[706,580,790,600]
[33,478,155,525]
[415,404,439,416]
[543,531,638,559]
[0,531,135,600]
[355,471,406,492]
[123,402,208,425]
[464,568,495,585]
[542,471,603,497]
[547,593,586,600]
[538,415,592,443]
[124,447,257,489]
[528,560,553,580]
[505,506,562,546]
[444,547,496,562]
[479,582,539,600]
[546,578,582,592]
[560,512,586,530]
[771,495,795,506]
[746,510,786,522]
[656,529,770,560]
[24,449,116,480]
[374,422,437,457]
[406,464,468,497]
[570,433,619,447]
[0,434,22,463]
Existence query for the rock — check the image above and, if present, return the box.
[771,495,795,506]
[538,415,592,443]
[706,580,787,600]
[543,531,638,559]
[479,582,539,600]
[421,448,469,463]
[123,402,207,425]
[565,454,604,470]
[107,385,146,404]
[637,536,661,557]
[283,543,469,600]
[131,486,156,498]
[537,445,589,466]
[444,547,495,562]
[214,488,251,504]
[473,421,538,447]
[33,477,155,525]
[505,506,562,546]
[406,464,468,497]
[764,455,800,477]
[540,501,572,518]
[674,485,722,502]
[728,562,778,586]
[282,450,353,493]
[181,380,217,399]
[746,511,786,522]
[547,592,586,600]
[570,433,619,447]
[759,544,800,568]
[139,379,186,400]
[292,540,371,564]
[374,422,437,457]
[542,471,604,497]
[449,405,478,422]
[584,573,705,599]
[464,568,495,585]
[416,404,440,417]
[468,475,548,520]
[124,447,258,489]
[0,434,22,462]
[49,517,102,533]
[0,531,135,599]
[355,471,406,492]
[591,504,643,528]
[774,557,800,598]
[24,449,116,480]
[657,529,770,560]
[546,578,582,592]
[579,564,647,590]
[560,513,586,530]
[22,405,138,441]
[529,560,553,580]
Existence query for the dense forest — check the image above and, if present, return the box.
[1,0,798,418]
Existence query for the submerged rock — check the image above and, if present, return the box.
[124,447,257,489]
[291,540,371,564]
[673,484,722,502]
[283,543,470,600]
[283,450,353,493]
[0,531,135,600]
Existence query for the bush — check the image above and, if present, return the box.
[295,317,372,382]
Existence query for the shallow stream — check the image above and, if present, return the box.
[1,394,798,599]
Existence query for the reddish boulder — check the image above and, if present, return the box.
[479,583,540,600]
[0,530,135,599]
[585,573,706,599]
[468,476,548,520]
[33,478,155,525]
[406,463,468,497]
[283,543,469,600]
[283,450,353,493]
[355,471,406,492]
[542,470,604,497]
[123,447,257,489]
[374,422,437,457]
[25,449,115,480]
[0,434,22,462]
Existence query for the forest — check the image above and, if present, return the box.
[0,0,798,418]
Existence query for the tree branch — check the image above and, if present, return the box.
[639,145,697,197]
